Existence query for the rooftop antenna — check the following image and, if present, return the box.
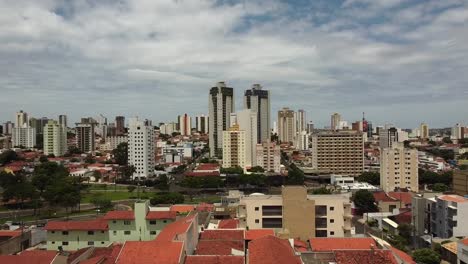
[362,112,365,121]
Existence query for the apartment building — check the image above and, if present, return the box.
[99,136,128,151]
[420,123,429,139]
[75,118,97,153]
[311,131,364,176]
[209,82,234,157]
[244,84,270,143]
[237,186,352,241]
[453,169,468,196]
[380,143,419,192]
[45,201,175,251]
[222,124,246,169]
[330,113,341,130]
[43,120,67,157]
[255,141,281,173]
[195,115,209,134]
[277,107,295,143]
[12,124,36,148]
[425,195,468,238]
[128,117,155,179]
[178,113,192,136]
[230,109,258,167]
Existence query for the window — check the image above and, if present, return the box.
[124,220,131,225]
[101,242,105,244]
[124,231,131,235]
[150,231,157,235]
[88,231,94,235]
[330,206,335,211]
[62,242,69,246]
[330,231,335,236]
[52,241,55,244]
[62,231,69,235]
[255,219,260,223]
[88,241,94,246]
[255,207,259,211]
[149,220,156,225]
[330,219,334,223]
[113,220,116,224]
[51,231,55,234]
[113,231,117,235]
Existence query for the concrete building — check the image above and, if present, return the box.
[307,121,315,133]
[352,121,363,132]
[222,124,246,169]
[75,118,97,153]
[331,113,341,130]
[15,110,28,128]
[209,81,234,157]
[295,109,306,135]
[159,122,178,135]
[237,186,352,240]
[457,238,468,264]
[452,123,465,140]
[256,141,281,173]
[420,123,429,139]
[425,195,468,238]
[379,127,407,149]
[380,143,419,192]
[12,123,36,148]
[230,109,258,168]
[195,115,209,134]
[411,193,440,246]
[43,120,67,157]
[278,107,295,143]
[105,136,128,150]
[3,121,14,135]
[311,131,364,176]
[296,130,309,150]
[453,169,468,196]
[45,201,176,251]
[59,115,67,128]
[178,113,191,136]
[244,84,270,144]
[29,117,49,135]
[116,116,125,136]
[128,117,155,179]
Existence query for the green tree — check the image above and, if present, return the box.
[127,185,136,193]
[442,137,453,144]
[239,174,266,186]
[286,164,304,185]
[248,166,265,173]
[92,170,102,182]
[357,172,380,185]
[397,223,413,243]
[1,174,38,207]
[67,146,82,155]
[112,142,128,166]
[150,192,184,205]
[171,164,187,174]
[43,177,81,214]
[0,150,18,165]
[84,155,95,164]
[156,174,169,190]
[39,155,49,163]
[353,190,378,213]
[312,187,332,194]
[220,166,243,174]
[118,165,136,180]
[432,183,448,192]
[412,248,440,264]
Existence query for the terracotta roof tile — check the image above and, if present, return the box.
[185,255,244,264]
[200,230,244,241]
[334,250,399,264]
[116,241,183,264]
[245,229,274,240]
[0,250,57,264]
[373,192,397,202]
[248,235,301,264]
[170,204,195,213]
[438,195,468,203]
[218,219,239,229]
[196,240,244,255]
[196,203,214,212]
[388,192,413,205]
[45,218,108,231]
[309,238,375,252]
[146,211,177,220]
[0,230,22,238]
[389,247,416,264]
[461,238,468,246]
[103,211,135,220]
[155,214,196,242]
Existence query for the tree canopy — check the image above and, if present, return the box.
[286,164,304,185]
[412,248,440,264]
[112,142,128,166]
[150,192,184,205]
[0,150,19,165]
[353,189,378,213]
[357,172,380,185]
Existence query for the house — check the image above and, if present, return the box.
[248,235,302,264]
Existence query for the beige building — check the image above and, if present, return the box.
[255,141,281,173]
[311,131,364,176]
[230,109,258,168]
[331,113,341,130]
[237,186,352,241]
[380,143,419,192]
[453,169,468,196]
[43,120,67,157]
[420,123,429,139]
[277,107,295,143]
[222,124,246,169]
[76,118,97,153]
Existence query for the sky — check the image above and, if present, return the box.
[1,0,467,129]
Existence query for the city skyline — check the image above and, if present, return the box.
[1,1,468,128]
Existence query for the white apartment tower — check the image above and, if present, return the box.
[452,123,465,140]
[230,109,258,168]
[420,123,429,139]
[59,115,67,128]
[296,109,306,134]
[128,117,155,179]
[209,82,234,157]
[15,110,29,128]
[331,113,341,130]
[380,143,419,192]
[195,115,209,134]
[244,84,270,143]
[12,124,36,148]
[222,124,246,169]
[43,120,67,157]
[256,141,281,173]
[296,130,310,151]
[75,118,97,153]
[178,114,192,136]
[278,107,295,143]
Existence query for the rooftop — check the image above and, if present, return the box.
[103,211,135,220]
[170,204,195,213]
[438,195,468,203]
[309,238,375,252]
[218,219,239,229]
[196,240,244,255]
[200,230,244,241]
[442,241,458,254]
[146,211,177,220]
[388,246,416,264]
[45,218,108,231]
[116,241,184,264]
[155,214,196,242]
[0,250,58,264]
[334,250,399,264]
[248,235,301,264]
[245,229,275,240]
[185,256,244,264]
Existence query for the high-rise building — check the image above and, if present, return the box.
[75,118,97,153]
[59,115,67,128]
[296,131,309,150]
[159,122,178,135]
[222,124,246,169]
[380,143,418,192]
[420,123,429,139]
[43,120,67,157]
[178,113,191,136]
[452,123,465,140]
[366,122,373,138]
[116,116,125,136]
[29,117,49,134]
[278,107,295,143]
[12,123,36,148]
[128,117,155,179]
[0,125,2,135]
[256,141,281,173]
[230,109,258,167]
[15,110,28,128]
[209,81,234,157]
[244,84,270,144]
[379,127,400,149]
[330,113,341,130]
[352,121,363,132]
[195,115,209,134]
[3,121,14,135]
[295,109,306,134]
[311,131,364,176]
[307,121,314,133]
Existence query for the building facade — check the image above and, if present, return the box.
[230,109,258,168]
[59,115,67,128]
[331,113,341,130]
[425,195,468,238]
[453,170,468,196]
[255,141,281,173]
[380,143,419,192]
[195,115,209,134]
[379,127,407,149]
[128,117,155,179]
[420,123,429,139]
[178,113,191,136]
[452,123,465,140]
[12,124,36,148]
[222,124,246,169]
[277,107,295,143]
[15,110,28,128]
[75,118,97,153]
[311,131,364,176]
[244,84,270,144]
[209,82,234,157]
[43,120,67,157]
[116,116,125,136]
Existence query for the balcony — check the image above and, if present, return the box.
[315,218,327,229]
[316,206,327,217]
[262,206,282,216]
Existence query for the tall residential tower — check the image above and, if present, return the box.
[244,84,270,143]
[209,82,234,157]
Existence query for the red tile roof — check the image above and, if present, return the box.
[185,256,244,264]
[389,246,416,264]
[0,250,57,264]
[196,203,214,212]
[373,192,397,202]
[196,163,220,170]
[218,219,239,229]
[103,211,135,220]
[0,230,22,238]
[248,235,301,264]
[388,192,413,205]
[245,229,274,240]
[155,214,196,242]
[438,195,468,203]
[461,238,468,246]
[146,211,177,220]
[170,204,195,213]
[196,240,244,255]
[185,171,220,177]
[200,230,244,241]
[116,241,184,264]
[45,218,108,231]
[309,238,375,252]
[334,250,399,264]
[392,209,412,224]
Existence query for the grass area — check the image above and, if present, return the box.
[185,195,221,204]
[86,184,130,191]
[0,209,98,224]
[81,190,152,203]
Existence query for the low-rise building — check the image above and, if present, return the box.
[425,195,468,238]
[255,141,281,173]
[458,238,468,264]
[453,169,468,196]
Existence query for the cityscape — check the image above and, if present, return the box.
[1,1,468,264]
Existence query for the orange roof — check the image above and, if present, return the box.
[185,256,244,264]
[196,240,244,255]
[218,219,239,229]
[146,211,177,220]
[155,214,196,242]
[334,250,399,264]
[389,246,416,264]
[103,211,135,220]
[0,230,22,238]
[116,241,184,264]
[245,229,274,240]
[248,235,301,264]
[0,250,57,264]
[438,195,468,203]
[373,192,397,202]
[309,238,375,251]
[388,192,413,205]
[45,218,108,231]
[461,238,468,246]
[170,204,195,213]
[200,230,244,241]
[196,203,214,212]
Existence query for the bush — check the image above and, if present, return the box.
[150,192,184,205]
[412,248,440,264]
[127,186,136,193]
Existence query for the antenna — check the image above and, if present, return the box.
[362,112,365,121]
